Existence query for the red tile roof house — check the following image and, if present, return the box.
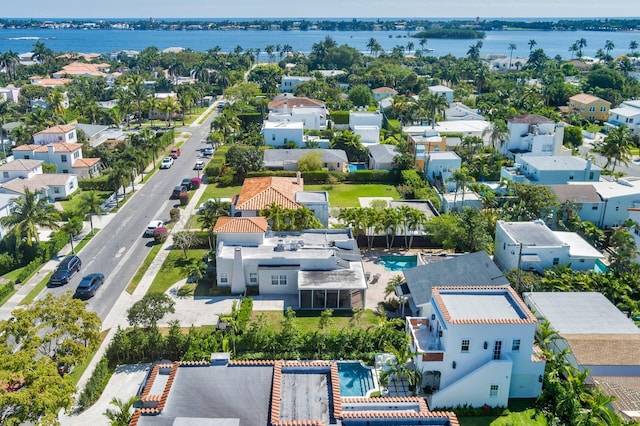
[12,142,101,179]
[0,159,78,201]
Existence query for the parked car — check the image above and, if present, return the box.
[73,273,105,300]
[172,185,188,199]
[144,220,164,237]
[194,160,205,170]
[49,255,82,286]
[203,147,214,157]
[160,157,174,169]
[181,177,193,189]
[170,148,181,159]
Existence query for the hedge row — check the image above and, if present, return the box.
[331,110,350,125]
[237,298,253,332]
[78,357,113,411]
[0,281,15,301]
[246,169,398,184]
[78,175,112,191]
[237,112,264,126]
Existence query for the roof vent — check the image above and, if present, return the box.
[275,240,285,252]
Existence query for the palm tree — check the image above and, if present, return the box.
[406,41,414,54]
[47,90,67,117]
[629,40,639,57]
[594,125,634,172]
[406,208,426,249]
[568,42,579,59]
[265,44,275,62]
[145,96,159,127]
[0,188,61,249]
[483,119,508,155]
[419,37,428,52]
[78,191,105,235]
[577,38,588,58]
[384,275,404,301]
[528,39,537,52]
[419,91,449,129]
[107,162,129,207]
[508,43,517,69]
[381,208,401,249]
[366,38,379,56]
[467,41,483,61]
[161,97,180,128]
[104,396,138,426]
[198,198,230,250]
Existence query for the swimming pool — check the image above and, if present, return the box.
[348,163,367,173]
[338,361,376,397]
[377,255,418,271]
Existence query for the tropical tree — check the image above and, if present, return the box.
[418,91,449,129]
[385,275,404,301]
[604,39,615,62]
[629,40,639,57]
[127,293,175,329]
[594,125,634,172]
[78,191,105,235]
[0,188,61,249]
[508,43,517,69]
[528,39,537,51]
[198,198,230,249]
[104,396,138,426]
[483,119,508,155]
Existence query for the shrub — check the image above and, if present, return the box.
[179,192,190,206]
[237,298,253,332]
[237,112,263,126]
[0,281,15,301]
[331,110,350,125]
[177,283,197,297]
[0,252,16,275]
[17,258,43,284]
[78,357,113,411]
[190,177,202,189]
[153,227,169,244]
[78,175,112,191]
[347,170,395,183]
[217,167,235,186]
[170,208,181,222]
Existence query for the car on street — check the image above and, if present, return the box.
[194,160,205,170]
[49,255,82,286]
[181,177,193,189]
[160,157,173,169]
[144,220,164,237]
[73,273,105,300]
[203,147,214,156]
[170,148,181,159]
[172,185,188,199]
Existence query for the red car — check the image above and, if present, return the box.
[170,148,181,159]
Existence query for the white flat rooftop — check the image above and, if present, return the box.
[440,293,523,321]
[404,120,490,135]
[554,231,603,259]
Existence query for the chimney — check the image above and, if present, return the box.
[283,101,288,114]
[296,171,301,185]
[231,247,245,293]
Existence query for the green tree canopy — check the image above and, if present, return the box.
[127,293,176,329]
[297,151,323,171]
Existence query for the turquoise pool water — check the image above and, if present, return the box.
[348,163,367,172]
[338,361,376,397]
[595,259,609,274]
[378,255,418,271]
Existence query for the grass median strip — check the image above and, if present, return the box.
[19,272,53,306]
[125,243,163,294]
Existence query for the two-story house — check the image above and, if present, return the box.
[32,124,77,145]
[570,177,640,229]
[267,96,327,131]
[607,99,640,136]
[12,142,100,178]
[214,218,367,308]
[0,159,78,201]
[568,93,611,121]
[428,85,454,104]
[372,86,398,102]
[262,121,304,147]
[500,155,601,185]
[501,115,565,159]
[420,151,462,192]
[406,286,546,408]
[279,75,314,93]
[494,220,604,273]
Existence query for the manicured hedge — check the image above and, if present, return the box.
[246,170,347,184]
[0,281,15,301]
[237,298,253,333]
[346,170,397,183]
[78,357,113,411]
[237,112,263,126]
[331,110,350,125]
[78,175,112,191]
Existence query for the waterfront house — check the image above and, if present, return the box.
[52,61,110,78]
[524,291,640,423]
[263,148,348,173]
[215,220,366,308]
[494,220,604,273]
[407,286,546,408]
[501,115,565,159]
[500,155,601,185]
[568,93,611,122]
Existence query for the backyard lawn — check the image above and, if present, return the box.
[250,309,380,333]
[148,248,209,294]
[305,183,400,207]
[197,184,241,204]
[458,400,546,426]
[57,190,111,212]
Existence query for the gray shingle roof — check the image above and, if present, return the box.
[367,144,399,164]
[403,251,509,307]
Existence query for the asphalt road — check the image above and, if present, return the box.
[578,136,640,178]
[44,112,216,321]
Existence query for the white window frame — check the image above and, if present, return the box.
[220,273,228,284]
[490,384,499,397]
[249,272,258,284]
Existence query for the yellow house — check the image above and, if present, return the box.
[568,93,611,122]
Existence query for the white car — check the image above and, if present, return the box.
[160,157,174,169]
[203,147,214,157]
[144,220,164,237]
[194,160,205,170]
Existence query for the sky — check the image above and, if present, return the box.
[3,0,640,19]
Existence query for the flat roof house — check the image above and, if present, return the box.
[524,292,640,423]
[500,155,601,185]
[502,115,565,159]
[407,286,545,409]
[494,220,604,273]
[571,177,640,229]
[214,219,367,309]
[607,99,640,136]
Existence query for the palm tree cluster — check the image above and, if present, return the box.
[259,203,322,232]
[390,90,449,127]
[593,125,635,173]
[338,205,428,250]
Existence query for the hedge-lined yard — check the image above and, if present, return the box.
[305,183,400,207]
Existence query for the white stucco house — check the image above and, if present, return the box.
[372,87,398,102]
[32,124,77,145]
[352,125,380,145]
[440,190,483,214]
[570,177,640,229]
[0,85,20,103]
[0,159,43,183]
[606,99,640,136]
[500,155,601,185]
[501,115,565,159]
[262,121,304,148]
[0,159,78,201]
[279,75,314,93]
[407,286,546,409]
[494,220,604,273]
[427,85,454,104]
[214,217,367,309]
[421,151,462,192]
[263,149,348,173]
[12,142,101,178]
[551,184,605,227]
[349,111,383,129]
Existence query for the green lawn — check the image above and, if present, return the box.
[197,184,241,204]
[250,309,379,334]
[147,249,209,294]
[458,400,546,426]
[57,191,111,212]
[125,242,164,294]
[305,183,400,207]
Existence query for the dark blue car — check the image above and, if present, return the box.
[73,273,104,300]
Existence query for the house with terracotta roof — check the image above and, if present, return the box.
[494,220,604,273]
[12,142,100,178]
[502,114,566,159]
[0,160,78,201]
[407,286,545,408]
[230,176,329,226]
[0,159,42,183]
[372,86,398,101]
[52,61,110,78]
[524,291,640,423]
[266,95,328,130]
[214,221,366,308]
[568,93,611,121]
[32,124,77,145]
[28,76,72,88]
